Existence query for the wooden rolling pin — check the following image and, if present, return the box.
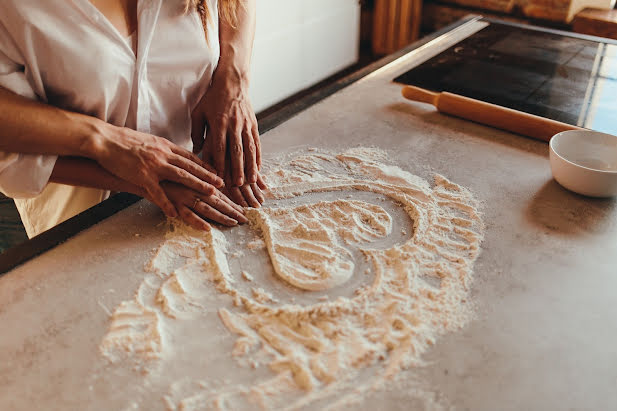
[401,85,582,142]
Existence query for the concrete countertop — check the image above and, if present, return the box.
[1,17,616,410]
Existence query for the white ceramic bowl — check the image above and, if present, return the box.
[549,130,617,197]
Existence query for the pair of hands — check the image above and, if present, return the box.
[96,70,263,231]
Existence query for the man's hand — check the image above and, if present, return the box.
[191,66,261,187]
[191,0,260,188]
[223,172,267,208]
[94,124,224,218]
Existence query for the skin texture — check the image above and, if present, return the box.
[0,0,264,230]
[191,0,262,190]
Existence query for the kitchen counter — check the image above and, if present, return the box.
[1,16,616,410]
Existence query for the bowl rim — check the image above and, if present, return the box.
[549,130,617,175]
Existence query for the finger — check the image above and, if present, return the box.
[204,193,248,224]
[242,127,258,184]
[163,165,216,196]
[177,151,223,187]
[252,122,262,170]
[210,122,227,177]
[229,186,248,208]
[147,183,178,218]
[216,190,245,215]
[195,199,239,227]
[250,183,265,204]
[256,173,268,190]
[241,184,261,208]
[217,188,244,212]
[178,205,211,231]
[229,120,244,187]
[223,151,234,188]
[169,154,223,188]
[191,112,206,154]
[202,161,218,175]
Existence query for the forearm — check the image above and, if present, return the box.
[216,0,256,86]
[0,86,106,159]
[50,156,143,196]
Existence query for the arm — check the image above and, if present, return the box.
[0,86,103,157]
[50,156,144,195]
[191,0,260,187]
[218,0,256,84]
[0,86,225,217]
[50,156,247,230]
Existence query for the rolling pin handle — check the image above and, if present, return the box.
[401,85,440,107]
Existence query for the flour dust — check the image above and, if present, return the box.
[99,147,484,410]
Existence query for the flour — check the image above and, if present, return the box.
[99,147,484,410]
[247,200,392,291]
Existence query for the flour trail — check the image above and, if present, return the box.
[99,147,484,410]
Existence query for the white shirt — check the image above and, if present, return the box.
[0,0,220,237]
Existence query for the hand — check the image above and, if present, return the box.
[94,125,224,218]
[191,66,261,187]
[160,181,248,231]
[223,171,267,208]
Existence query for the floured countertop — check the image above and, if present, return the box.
[1,18,617,410]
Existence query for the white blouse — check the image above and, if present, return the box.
[0,0,220,237]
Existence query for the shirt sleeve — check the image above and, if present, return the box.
[0,21,57,199]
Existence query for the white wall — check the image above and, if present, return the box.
[249,0,361,113]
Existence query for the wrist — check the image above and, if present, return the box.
[215,59,250,89]
[75,116,112,161]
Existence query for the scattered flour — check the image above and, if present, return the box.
[246,238,265,250]
[241,271,254,282]
[99,147,484,410]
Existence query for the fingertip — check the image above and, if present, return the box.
[161,199,178,218]
[205,185,216,195]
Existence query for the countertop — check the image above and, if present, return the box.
[1,16,616,410]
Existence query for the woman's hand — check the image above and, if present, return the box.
[160,181,248,231]
[191,66,261,188]
[93,124,224,218]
